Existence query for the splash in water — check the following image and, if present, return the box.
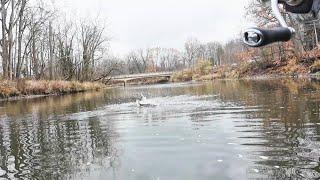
[136,94,158,107]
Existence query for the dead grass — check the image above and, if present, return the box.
[171,69,194,82]
[171,60,214,82]
[310,60,320,73]
[0,80,105,99]
[195,60,213,76]
[195,74,214,81]
[171,57,315,82]
[0,81,20,98]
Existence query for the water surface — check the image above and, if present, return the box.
[0,79,320,179]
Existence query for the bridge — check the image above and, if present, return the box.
[110,72,174,86]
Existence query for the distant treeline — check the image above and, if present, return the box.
[113,0,320,76]
[0,0,319,82]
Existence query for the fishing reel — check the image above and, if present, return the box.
[243,0,318,47]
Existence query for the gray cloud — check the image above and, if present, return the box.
[57,0,250,55]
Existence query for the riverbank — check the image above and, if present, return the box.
[0,80,105,101]
[171,56,320,82]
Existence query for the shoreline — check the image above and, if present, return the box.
[170,59,320,83]
[0,94,53,102]
[236,73,320,80]
[0,80,106,102]
[1,72,319,102]
[0,90,105,102]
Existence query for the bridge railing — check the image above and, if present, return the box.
[112,72,174,80]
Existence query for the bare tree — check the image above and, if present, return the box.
[184,38,200,67]
[15,0,28,78]
[80,22,107,81]
[126,49,151,74]
[93,56,123,82]
[1,0,14,79]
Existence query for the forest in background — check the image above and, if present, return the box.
[0,0,320,89]
[0,0,245,82]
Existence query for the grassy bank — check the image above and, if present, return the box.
[0,80,106,99]
[221,57,320,78]
[171,56,320,82]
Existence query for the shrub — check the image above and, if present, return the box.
[0,81,19,98]
[196,74,213,81]
[195,60,213,76]
[50,81,70,94]
[237,62,257,76]
[171,69,194,82]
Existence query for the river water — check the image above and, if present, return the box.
[0,79,320,180]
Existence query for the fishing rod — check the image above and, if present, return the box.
[243,0,319,47]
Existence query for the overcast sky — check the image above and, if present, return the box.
[55,0,251,55]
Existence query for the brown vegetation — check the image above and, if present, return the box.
[310,60,320,73]
[171,60,214,82]
[172,47,320,83]
[0,80,105,99]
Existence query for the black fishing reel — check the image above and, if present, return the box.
[243,0,317,47]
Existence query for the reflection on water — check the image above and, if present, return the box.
[0,79,320,179]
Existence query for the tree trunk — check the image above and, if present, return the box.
[1,0,9,79]
[16,0,27,79]
[49,22,54,80]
